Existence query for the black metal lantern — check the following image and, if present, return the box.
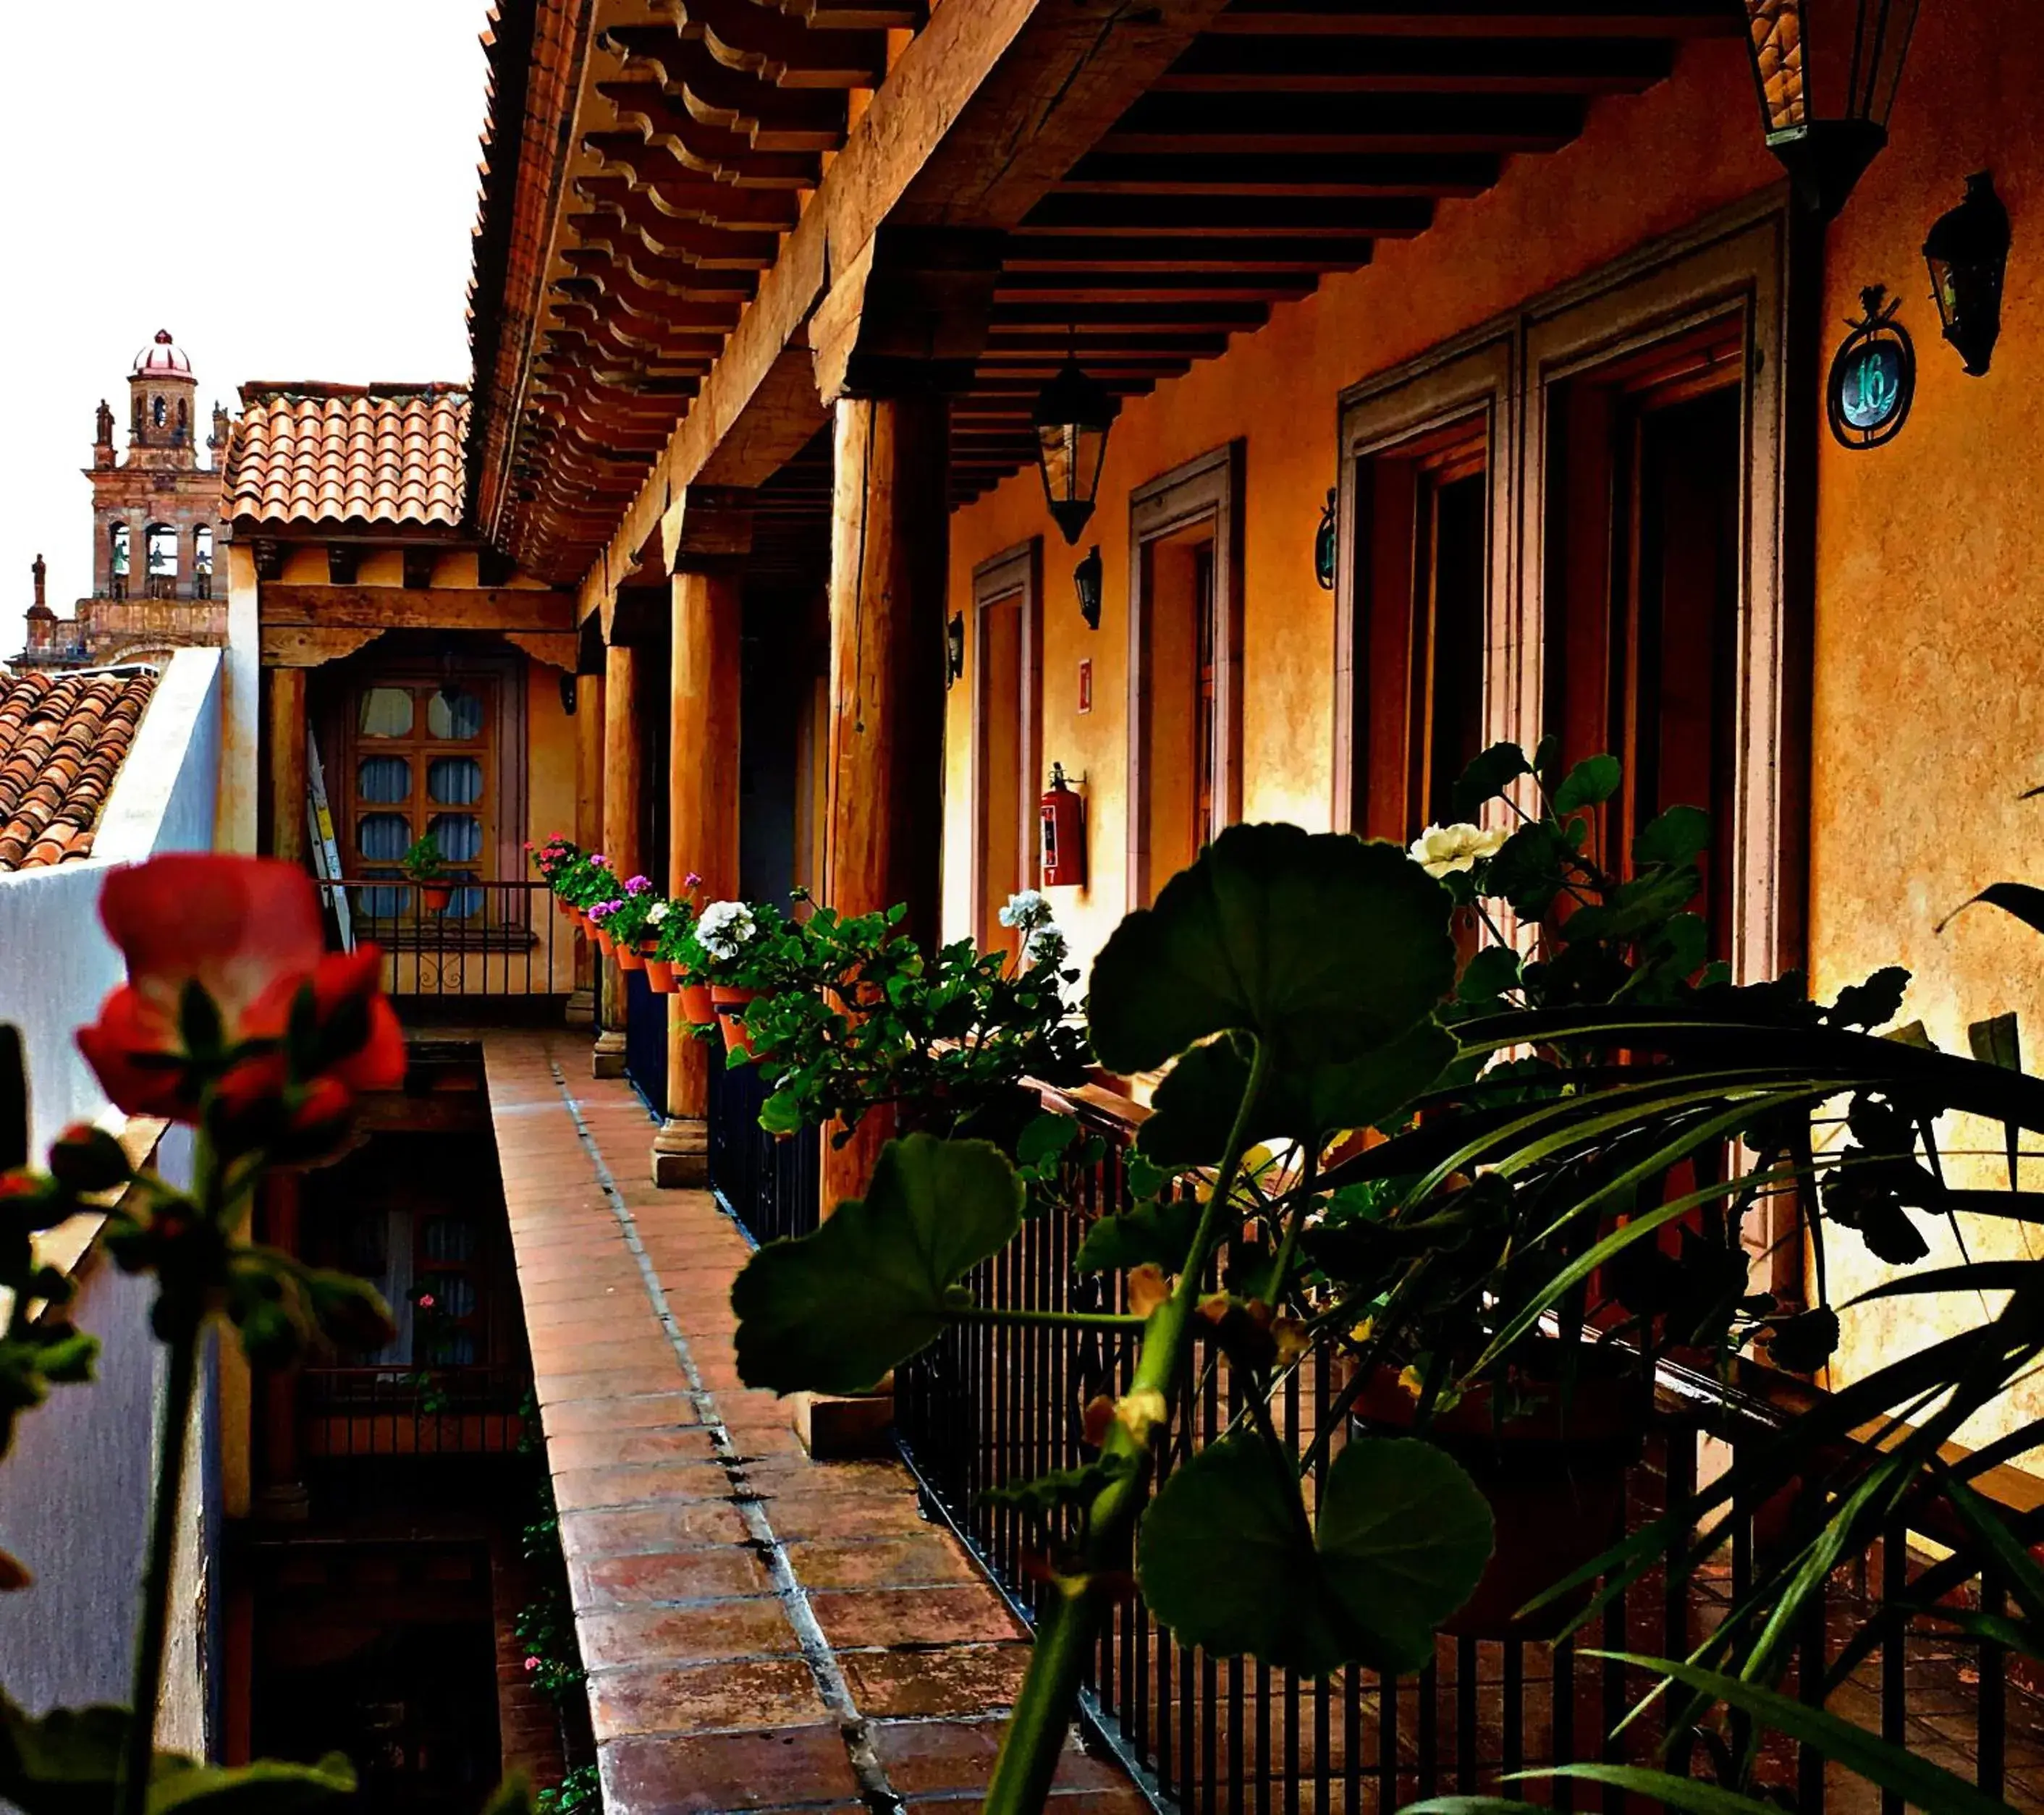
[945,613,966,688]
[1314,487,1338,591]
[1741,0,1922,220]
[1073,546,1103,631]
[1925,172,2011,377]
[1031,359,1115,545]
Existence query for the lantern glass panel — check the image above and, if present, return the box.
[1037,420,1107,515]
[1746,0,1920,138]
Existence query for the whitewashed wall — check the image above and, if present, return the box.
[0,648,224,1749]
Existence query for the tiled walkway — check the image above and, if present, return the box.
[481,1031,1146,1815]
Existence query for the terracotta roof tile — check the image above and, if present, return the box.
[225,383,470,531]
[0,669,157,872]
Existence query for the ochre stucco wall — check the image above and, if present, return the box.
[942,35,1778,970]
[1805,0,2044,1432]
[942,9,2044,1437]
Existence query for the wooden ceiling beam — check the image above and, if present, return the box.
[1107,90,1583,142]
[1201,1,1737,37]
[599,29,848,145]
[683,0,890,88]
[1003,236,1367,273]
[595,80,820,185]
[1023,192,1428,234]
[1057,158,1505,196]
[1155,34,1673,92]
[994,271,1319,302]
[566,211,782,271]
[583,129,816,192]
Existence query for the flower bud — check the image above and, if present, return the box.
[48,1125,131,1194]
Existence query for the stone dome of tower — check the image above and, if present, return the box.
[132,331,193,378]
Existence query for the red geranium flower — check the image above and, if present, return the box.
[77,856,405,1125]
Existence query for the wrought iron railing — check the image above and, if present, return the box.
[706,1055,820,1246]
[894,1085,2044,1814]
[300,1363,528,1459]
[331,878,572,1018]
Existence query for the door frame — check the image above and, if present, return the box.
[969,538,1044,947]
[1125,440,1246,910]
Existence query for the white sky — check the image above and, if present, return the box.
[1,1,493,614]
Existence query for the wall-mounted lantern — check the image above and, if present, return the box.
[945,612,966,688]
[1924,172,2011,376]
[1314,488,1338,591]
[1740,0,1922,219]
[1031,360,1116,545]
[1074,546,1103,631]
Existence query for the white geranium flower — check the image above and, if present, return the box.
[1408,822,1508,879]
[696,899,757,960]
[1026,923,1068,966]
[646,900,670,926]
[999,888,1051,932]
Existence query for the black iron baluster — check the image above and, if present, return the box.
[1979,1565,2006,1800]
[1664,1426,1697,1777]
[1880,1517,1905,1815]
[1456,1638,1477,1795]
[1553,1636,1576,1814]
[1416,1655,1437,1803]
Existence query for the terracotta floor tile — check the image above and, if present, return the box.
[754,1492,937,1544]
[560,1500,752,1559]
[808,1586,1029,1650]
[539,1366,690,1404]
[837,1643,1035,1718]
[868,1718,1128,1796]
[553,1460,734,1512]
[599,1726,861,1815]
[570,1547,774,1609]
[544,1392,704,1435]
[780,1534,982,1591]
[578,1599,803,1670]
[590,1657,830,1738]
[545,1427,716,1471]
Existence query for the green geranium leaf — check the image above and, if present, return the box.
[1073,1193,1202,1274]
[1827,965,1910,1032]
[1482,824,1568,921]
[1015,1112,1079,1171]
[1138,1433,1492,1676]
[149,1756,358,1815]
[1634,805,1710,868]
[1551,755,1621,813]
[758,1090,806,1138]
[1088,825,1455,1075]
[1450,742,1530,823]
[1557,867,1699,945]
[1456,945,1521,1005]
[732,1134,1023,1394]
[1139,1023,1453,1167]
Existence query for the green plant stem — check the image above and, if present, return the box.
[120,1323,198,1815]
[1267,1147,1317,1303]
[981,1037,1274,1815]
[955,1306,1148,1330]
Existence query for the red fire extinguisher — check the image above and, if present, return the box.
[1040,763,1085,889]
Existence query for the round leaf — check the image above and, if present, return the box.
[1139,1022,1453,1167]
[731,1134,1023,1395]
[1137,1432,1493,1676]
[1089,826,1456,1076]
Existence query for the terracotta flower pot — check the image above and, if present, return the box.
[711,985,762,1057]
[556,897,578,920]
[615,940,646,972]
[593,926,615,955]
[680,981,717,1028]
[1354,1355,1646,1641]
[418,884,452,913]
[644,956,677,994]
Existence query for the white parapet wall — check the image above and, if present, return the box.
[0,647,224,1742]
[0,647,224,1156]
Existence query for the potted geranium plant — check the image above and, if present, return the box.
[402,832,453,913]
[683,897,799,1056]
[595,875,661,972]
[527,834,582,919]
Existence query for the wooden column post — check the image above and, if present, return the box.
[567,669,604,1028]
[653,565,744,1187]
[250,1172,308,1520]
[594,644,641,1079]
[821,389,950,1218]
[264,667,308,865]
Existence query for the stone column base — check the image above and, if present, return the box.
[564,986,595,1028]
[651,1116,709,1188]
[790,1384,895,1460]
[591,1031,627,1079]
